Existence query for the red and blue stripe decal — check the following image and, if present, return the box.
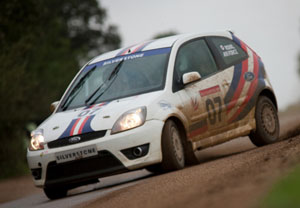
[188,119,208,138]
[83,101,108,110]
[225,34,266,123]
[224,35,248,111]
[59,115,95,138]
[231,58,265,122]
[115,40,154,57]
[58,102,109,138]
[188,34,266,139]
[115,44,135,57]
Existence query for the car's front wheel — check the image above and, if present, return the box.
[249,96,279,146]
[44,187,68,200]
[160,120,185,171]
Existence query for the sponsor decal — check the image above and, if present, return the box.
[82,47,171,74]
[158,100,172,110]
[55,146,98,163]
[199,85,220,97]
[40,150,48,157]
[220,44,239,57]
[103,53,144,66]
[244,71,255,82]
[191,96,199,111]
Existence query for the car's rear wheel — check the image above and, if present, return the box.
[249,96,279,146]
[44,187,68,200]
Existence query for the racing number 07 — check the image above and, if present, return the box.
[206,96,222,125]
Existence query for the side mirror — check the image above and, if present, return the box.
[50,101,59,113]
[182,72,201,85]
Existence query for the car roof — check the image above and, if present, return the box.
[89,31,231,65]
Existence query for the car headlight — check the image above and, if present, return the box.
[111,107,147,134]
[29,129,45,151]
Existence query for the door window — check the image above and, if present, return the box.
[175,39,218,78]
[173,39,218,91]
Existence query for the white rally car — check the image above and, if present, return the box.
[27,31,279,199]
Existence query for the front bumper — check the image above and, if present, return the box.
[27,120,164,188]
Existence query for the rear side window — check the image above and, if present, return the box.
[210,37,248,67]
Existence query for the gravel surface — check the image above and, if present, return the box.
[1,113,300,208]
[85,135,300,208]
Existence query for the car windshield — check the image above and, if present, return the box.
[60,48,171,111]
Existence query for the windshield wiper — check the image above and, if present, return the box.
[107,60,124,81]
[85,60,124,106]
[61,66,97,111]
[88,75,118,106]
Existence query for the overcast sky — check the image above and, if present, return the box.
[100,0,300,110]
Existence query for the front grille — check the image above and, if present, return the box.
[47,130,107,149]
[45,150,127,187]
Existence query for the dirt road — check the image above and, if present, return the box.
[1,113,300,208]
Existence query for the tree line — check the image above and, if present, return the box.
[0,0,121,178]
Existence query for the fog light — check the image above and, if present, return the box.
[121,143,149,160]
[31,168,42,180]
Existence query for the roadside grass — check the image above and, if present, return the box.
[260,165,300,208]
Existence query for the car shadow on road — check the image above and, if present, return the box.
[195,136,256,163]
[196,147,256,164]
[67,170,154,198]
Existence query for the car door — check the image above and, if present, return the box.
[206,36,250,127]
[173,38,228,142]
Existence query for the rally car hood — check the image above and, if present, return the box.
[38,91,164,143]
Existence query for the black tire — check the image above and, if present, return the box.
[145,164,163,174]
[249,96,279,146]
[183,140,199,166]
[44,187,68,200]
[160,120,185,171]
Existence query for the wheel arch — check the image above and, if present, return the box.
[258,88,278,111]
[165,116,189,143]
[165,116,199,165]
